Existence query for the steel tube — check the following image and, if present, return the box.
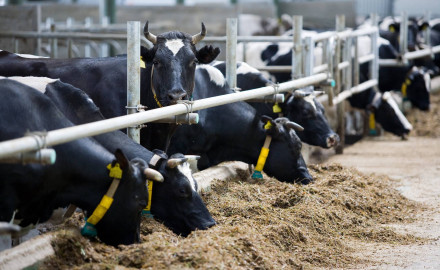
[313,64,328,74]
[127,21,141,143]
[358,54,374,64]
[152,113,199,124]
[333,79,378,104]
[0,149,56,165]
[292,16,303,79]
[0,73,328,159]
[226,18,237,90]
[247,94,285,103]
[337,61,350,70]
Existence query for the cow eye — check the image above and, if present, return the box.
[190,59,199,66]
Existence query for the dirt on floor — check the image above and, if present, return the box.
[31,93,440,269]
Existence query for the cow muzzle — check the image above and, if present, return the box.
[168,89,187,104]
[326,133,340,148]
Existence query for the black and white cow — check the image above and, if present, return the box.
[0,79,161,246]
[378,16,429,52]
[211,61,339,148]
[0,22,220,150]
[5,76,216,237]
[168,65,313,184]
[357,35,431,111]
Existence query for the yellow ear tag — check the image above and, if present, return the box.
[140,57,146,69]
[401,82,408,97]
[369,113,376,130]
[264,122,273,130]
[107,163,123,179]
[389,25,395,33]
[272,103,282,113]
[405,79,411,85]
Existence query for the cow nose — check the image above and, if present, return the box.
[326,134,340,148]
[168,89,187,103]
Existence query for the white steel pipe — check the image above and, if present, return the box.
[126,21,141,143]
[292,15,303,79]
[0,149,56,165]
[359,54,374,64]
[337,61,350,70]
[226,18,237,90]
[152,113,199,125]
[0,73,328,159]
[313,64,328,74]
[333,79,378,104]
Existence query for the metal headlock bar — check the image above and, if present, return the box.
[0,73,328,159]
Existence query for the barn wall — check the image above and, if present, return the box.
[0,6,39,54]
[278,1,356,30]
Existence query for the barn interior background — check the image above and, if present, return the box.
[1,0,440,269]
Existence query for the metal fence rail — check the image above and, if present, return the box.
[0,73,328,159]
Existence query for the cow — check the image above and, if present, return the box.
[0,22,220,151]
[357,35,431,111]
[0,78,166,246]
[211,61,339,148]
[378,16,429,52]
[168,65,313,185]
[4,76,216,237]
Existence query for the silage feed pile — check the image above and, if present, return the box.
[407,92,440,138]
[39,163,423,270]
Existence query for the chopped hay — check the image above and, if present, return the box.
[39,163,423,269]
[407,91,440,138]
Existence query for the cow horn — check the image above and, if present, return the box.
[144,21,157,45]
[166,158,188,169]
[184,155,201,161]
[191,22,206,44]
[293,90,310,98]
[313,90,325,96]
[144,168,164,182]
[285,121,304,132]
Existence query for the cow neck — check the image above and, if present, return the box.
[81,162,123,237]
[150,64,163,108]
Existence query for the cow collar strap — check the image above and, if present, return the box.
[251,122,273,179]
[401,78,411,100]
[150,64,163,108]
[142,180,154,217]
[81,163,123,238]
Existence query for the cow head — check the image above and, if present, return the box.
[149,151,215,236]
[284,90,339,148]
[404,66,431,111]
[370,92,412,138]
[141,22,220,107]
[382,17,428,52]
[95,150,162,246]
[260,116,313,184]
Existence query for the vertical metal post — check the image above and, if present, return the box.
[425,11,432,58]
[302,36,314,164]
[353,36,360,87]
[36,5,42,56]
[226,18,237,90]
[326,36,334,106]
[292,15,303,80]
[50,23,57,58]
[371,23,379,83]
[66,17,74,58]
[14,39,19,53]
[335,14,345,154]
[127,21,141,143]
[344,36,352,97]
[400,12,408,60]
[100,16,110,57]
[85,17,92,57]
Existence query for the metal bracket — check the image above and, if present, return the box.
[125,104,148,112]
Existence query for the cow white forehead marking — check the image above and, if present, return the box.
[0,76,58,93]
[236,62,260,75]
[197,64,225,87]
[383,92,413,130]
[304,94,317,112]
[177,162,197,192]
[165,39,185,56]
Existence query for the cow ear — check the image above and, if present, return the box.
[114,149,129,170]
[196,45,220,64]
[140,46,155,63]
[389,23,399,33]
[419,21,429,31]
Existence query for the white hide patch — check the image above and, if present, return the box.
[165,39,185,56]
[304,94,317,112]
[1,50,49,59]
[424,72,431,92]
[0,76,58,93]
[383,92,413,131]
[197,64,225,87]
[236,62,260,75]
[177,162,197,192]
